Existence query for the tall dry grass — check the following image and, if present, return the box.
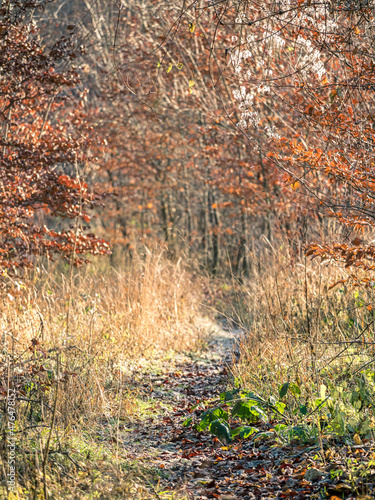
[226,239,375,396]
[0,250,204,498]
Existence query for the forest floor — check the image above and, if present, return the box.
[6,260,375,499]
[113,320,375,500]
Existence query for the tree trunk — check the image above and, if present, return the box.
[208,189,220,275]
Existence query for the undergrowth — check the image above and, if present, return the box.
[201,242,375,447]
[0,251,204,499]
[3,242,375,497]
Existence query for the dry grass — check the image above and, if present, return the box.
[0,250,204,498]
[2,240,375,497]
[225,240,375,396]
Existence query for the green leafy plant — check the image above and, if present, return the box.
[194,371,375,444]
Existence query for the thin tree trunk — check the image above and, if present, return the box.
[202,189,210,268]
[183,165,192,245]
[208,189,220,275]
[161,194,170,242]
[241,209,250,277]
[236,208,250,280]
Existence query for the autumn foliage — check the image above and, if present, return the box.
[59,0,307,276]
[3,2,375,499]
[183,0,375,279]
[0,1,109,278]
[3,0,375,279]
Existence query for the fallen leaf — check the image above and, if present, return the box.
[353,433,362,445]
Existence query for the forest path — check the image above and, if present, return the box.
[118,321,357,500]
[119,319,244,499]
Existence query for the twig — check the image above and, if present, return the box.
[319,320,374,373]
[42,352,60,499]
[292,445,320,459]
[17,398,54,413]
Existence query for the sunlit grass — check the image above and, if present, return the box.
[0,251,205,498]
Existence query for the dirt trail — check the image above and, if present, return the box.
[117,321,366,500]
[119,319,241,498]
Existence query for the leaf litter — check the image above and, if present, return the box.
[112,322,375,499]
